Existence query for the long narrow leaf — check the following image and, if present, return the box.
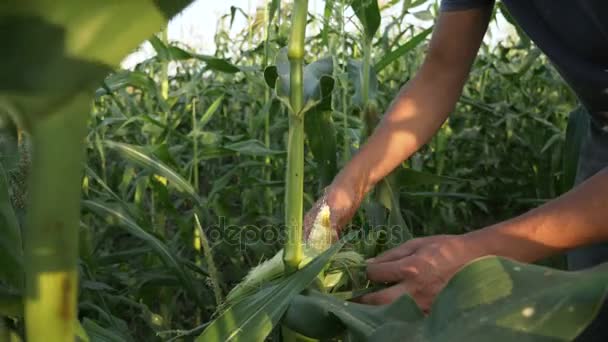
[104,140,201,205]
[375,28,432,72]
[196,235,350,341]
[83,200,202,306]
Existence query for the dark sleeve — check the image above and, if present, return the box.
[440,0,495,11]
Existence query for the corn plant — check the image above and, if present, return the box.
[0,1,194,340]
[0,0,606,341]
[192,1,608,341]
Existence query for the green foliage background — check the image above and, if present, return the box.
[0,0,584,340]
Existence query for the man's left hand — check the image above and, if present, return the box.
[359,234,487,312]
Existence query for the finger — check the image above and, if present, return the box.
[368,239,423,264]
[366,259,412,283]
[356,283,409,306]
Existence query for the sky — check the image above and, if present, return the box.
[122,0,512,68]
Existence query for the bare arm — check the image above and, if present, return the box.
[316,8,493,231]
[360,167,608,309]
[470,168,608,263]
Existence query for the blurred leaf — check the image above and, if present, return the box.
[305,110,337,190]
[396,168,461,187]
[401,0,427,12]
[98,70,158,96]
[267,0,280,25]
[562,107,589,191]
[288,257,608,341]
[321,0,334,45]
[82,318,130,342]
[75,320,90,342]
[412,9,433,21]
[376,174,411,247]
[200,96,224,129]
[0,1,193,127]
[0,164,23,289]
[149,35,240,73]
[350,0,381,41]
[266,49,335,114]
[0,115,19,170]
[0,285,22,317]
[83,200,202,306]
[284,290,422,340]
[225,139,284,156]
[348,59,378,107]
[104,140,201,204]
[498,2,531,49]
[375,28,431,72]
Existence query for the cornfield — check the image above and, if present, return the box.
[0,1,607,341]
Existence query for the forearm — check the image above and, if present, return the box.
[469,168,608,262]
[333,61,466,197]
[331,9,491,201]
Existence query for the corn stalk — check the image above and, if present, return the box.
[340,0,350,163]
[283,0,309,272]
[160,27,169,101]
[23,93,90,342]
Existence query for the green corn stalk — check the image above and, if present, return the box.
[361,37,374,139]
[340,0,350,163]
[160,27,169,101]
[264,0,275,214]
[194,213,223,307]
[23,93,90,342]
[283,0,309,272]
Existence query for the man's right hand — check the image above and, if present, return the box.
[303,6,492,243]
[303,178,361,241]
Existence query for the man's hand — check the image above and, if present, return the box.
[303,180,360,240]
[359,168,608,311]
[359,234,487,312]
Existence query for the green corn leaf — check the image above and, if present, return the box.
[347,59,378,108]
[0,164,23,289]
[286,257,608,341]
[81,318,130,342]
[283,290,423,340]
[498,2,531,49]
[196,236,350,342]
[0,1,194,128]
[148,35,240,73]
[0,115,20,171]
[200,96,225,129]
[418,257,608,341]
[97,70,158,96]
[305,109,338,191]
[75,320,90,342]
[104,140,201,205]
[350,0,381,41]
[375,28,432,72]
[376,174,411,247]
[562,107,589,191]
[321,0,335,45]
[264,49,335,114]
[224,139,284,156]
[0,285,22,317]
[82,200,202,307]
[395,167,462,187]
[268,0,280,24]
[401,0,428,12]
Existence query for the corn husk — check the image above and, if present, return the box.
[225,205,361,304]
